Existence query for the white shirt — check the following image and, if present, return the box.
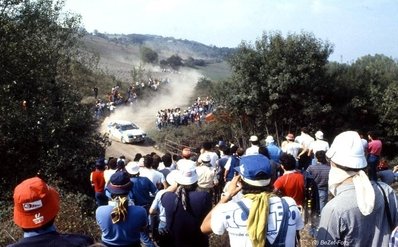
[295,133,314,149]
[310,139,329,154]
[196,165,217,188]
[245,145,259,155]
[211,196,304,247]
[139,167,165,188]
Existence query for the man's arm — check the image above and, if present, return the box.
[201,175,242,234]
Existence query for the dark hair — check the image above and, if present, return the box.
[108,158,117,170]
[152,154,161,169]
[367,131,378,140]
[133,153,142,162]
[280,153,296,171]
[259,146,270,159]
[236,147,245,156]
[301,127,309,133]
[315,151,327,164]
[240,179,272,195]
[202,141,212,151]
[251,140,259,145]
[222,146,231,156]
[230,145,238,154]
[173,154,182,162]
[144,155,153,169]
[162,153,172,167]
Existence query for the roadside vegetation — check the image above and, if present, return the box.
[1,0,398,245]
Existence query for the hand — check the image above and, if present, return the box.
[225,175,242,198]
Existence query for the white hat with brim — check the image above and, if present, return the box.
[175,166,198,185]
[315,131,324,140]
[265,136,274,143]
[249,135,258,142]
[326,131,367,169]
[125,161,140,175]
[166,170,178,186]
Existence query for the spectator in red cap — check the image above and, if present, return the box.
[9,177,93,247]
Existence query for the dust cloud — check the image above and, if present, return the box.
[101,67,203,133]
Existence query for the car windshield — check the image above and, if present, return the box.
[120,123,138,131]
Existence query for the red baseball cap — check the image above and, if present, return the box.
[13,177,60,229]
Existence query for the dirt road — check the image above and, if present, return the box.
[104,68,201,159]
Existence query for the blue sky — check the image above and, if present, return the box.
[65,0,398,62]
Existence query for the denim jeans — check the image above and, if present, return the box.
[318,188,328,213]
[367,154,379,181]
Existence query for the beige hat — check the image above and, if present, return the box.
[249,135,258,142]
[315,130,324,140]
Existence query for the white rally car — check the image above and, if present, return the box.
[107,120,146,144]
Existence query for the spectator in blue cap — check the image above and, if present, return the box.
[96,171,148,247]
[201,154,303,247]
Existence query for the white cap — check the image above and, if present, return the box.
[175,166,198,185]
[198,153,211,163]
[125,161,140,175]
[265,135,274,144]
[315,130,324,140]
[249,135,258,142]
[326,131,367,169]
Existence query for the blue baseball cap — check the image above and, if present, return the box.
[107,171,132,195]
[235,154,272,186]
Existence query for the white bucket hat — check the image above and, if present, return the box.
[249,135,258,142]
[125,161,140,175]
[315,130,324,140]
[265,135,275,144]
[326,131,367,169]
[175,166,198,185]
[166,170,178,186]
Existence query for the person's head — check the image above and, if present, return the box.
[125,161,140,177]
[301,127,309,134]
[182,148,191,159]
[280,153,296,171]
[143,154,153,169]
[222,146,231,156]
[234,154,272,194]
[230,145,239,155]
[326,131,367,171]
[315,150,327,164]
[13,177,60,231]
[315,130,324,140]
[236,147,245,157]
[152,154,161,169]
[249,135,259,146]
[107,158,117,170]
[265,135,275,145]
[367,131,378,141]
[107,171,133,197]
[162,153,172,167]
[116,157,125,170]
[173,154,182,162]
[377,159,389,171]
[95,158,106,171]
[198,153,211,165]
[202,141,212,151]
[133,153,142,162]
[258,146,270,159]
[285,133,295,142]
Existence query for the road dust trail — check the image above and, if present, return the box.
[103,68,203,160]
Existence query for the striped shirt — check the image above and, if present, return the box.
[306,163,330,188]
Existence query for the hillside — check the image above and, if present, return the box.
[81,32,233,82]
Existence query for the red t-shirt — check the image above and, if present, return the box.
[273,171,305,206]
[368,139,382,156]
[91,170,105,193]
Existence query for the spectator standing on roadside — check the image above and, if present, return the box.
[201,141,219,169]
[317,131,398,247]
[245,135,260,155]
[104,157,117,186]
[158,153,174,178]
[196,153,218,199]
[201,154,304,247]
[306,151,330,213]
[224,146,244,183]
[281,133,302,162]
[273,153,305,206]
[367,131,382,181]
[90,158,108,207]
[161,166,212,247]
[125,162,157,247]
[309,130,329,166]
[8,177,94,247]
[140,154,167,190]
[176,148,196,170]
[265,135,282,164]
[96,171,148,247]
[295,127,314,171]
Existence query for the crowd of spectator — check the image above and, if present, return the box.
[8,130,398,247]
[155,96,214,130]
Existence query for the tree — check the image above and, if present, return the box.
[140,46,158,64]
[0,0,107,192]
[213,31,333,140]
[167,55,183,70]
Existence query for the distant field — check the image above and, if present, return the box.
[199,61,232,81]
